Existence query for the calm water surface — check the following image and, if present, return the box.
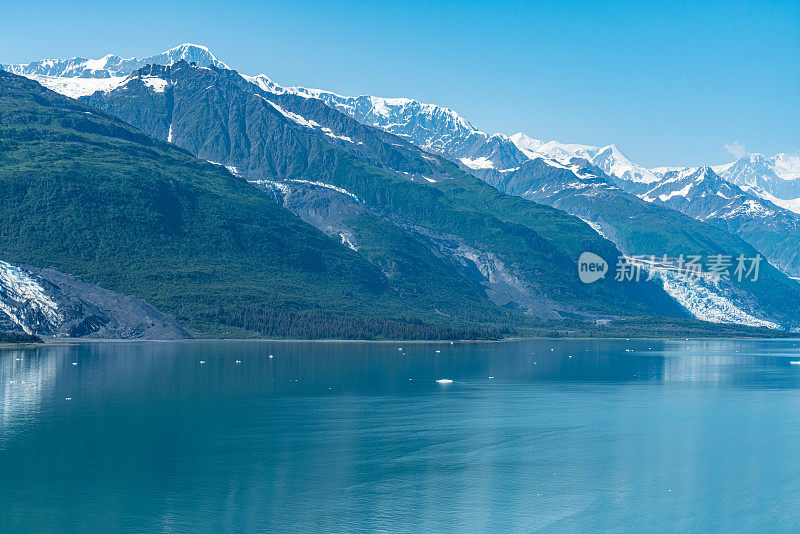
[3,339,800,533]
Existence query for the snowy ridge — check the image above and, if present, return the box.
[709,153,800,211]
[2,43,227,79]
[242,74,284,94]
[713,153,800,184]
[742,187,800,214]
[248,179,360,202]
[509,133,660,185]
[10,43,793,208]
[652,153,800,213]
[263,98,321,128]
[284,88,489,158]
[262,98,359,144]
[642,167,737,203]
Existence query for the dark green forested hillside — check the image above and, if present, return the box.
[0,70,515,337]
[0,331,42,343]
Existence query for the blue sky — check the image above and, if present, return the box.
[4,0,797,166]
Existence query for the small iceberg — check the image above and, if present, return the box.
[436,379,453,384]
[790,361,800,365]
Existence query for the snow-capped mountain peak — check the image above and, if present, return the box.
[161,43,225,65]
[589,144,660,185]
[508,134,660,186]
[710,152,800,201]
[1,43,227,80]
[242,73,284,94]
[1,44,229,100]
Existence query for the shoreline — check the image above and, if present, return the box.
[6,335,798,347]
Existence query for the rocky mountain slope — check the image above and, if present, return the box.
[79,61,681,322]
[0,260,190,338]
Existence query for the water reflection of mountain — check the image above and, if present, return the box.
[659,339,800,387]
[0,347,62,442]
[3,340,677,409]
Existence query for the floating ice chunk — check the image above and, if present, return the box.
[71,362,78,366]
[269,354,274,358]
[200,361,206,364]
[235,360,242,364]
[436,379,453,384]
[790,361,800,365]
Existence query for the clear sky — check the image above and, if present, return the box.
[3,0,797,167]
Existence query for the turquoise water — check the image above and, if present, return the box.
[3,339,800,532]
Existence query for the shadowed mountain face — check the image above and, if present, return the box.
[79,61,683,322]
[3,70,507,338]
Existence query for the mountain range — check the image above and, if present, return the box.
[1,44,798,337]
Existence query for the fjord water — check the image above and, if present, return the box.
[3,340,800,532]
